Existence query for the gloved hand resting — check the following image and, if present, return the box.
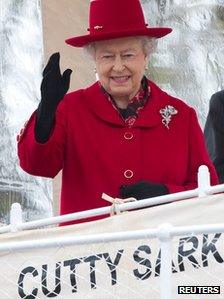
[120,180,168,200]
[35,52,72,143]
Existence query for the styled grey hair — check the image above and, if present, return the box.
[83,36,158,60]
[140,36,158,57]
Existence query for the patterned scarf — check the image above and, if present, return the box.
[100,76,150,128]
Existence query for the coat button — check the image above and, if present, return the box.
[124,170,134,178]
[124,132,133,140]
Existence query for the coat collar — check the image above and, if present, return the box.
[84,79,170,128]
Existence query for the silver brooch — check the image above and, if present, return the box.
[159,105,178,129]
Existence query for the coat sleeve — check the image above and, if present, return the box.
[166,108,219,193]
[204,92,224,183]
[17,99,67,178]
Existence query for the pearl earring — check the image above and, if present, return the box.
[94,68,99,81]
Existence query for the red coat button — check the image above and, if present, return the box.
[124,132,133,140]
[124,170,134,178]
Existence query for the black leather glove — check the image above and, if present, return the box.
[35,52,72,143]
[120,180,169,200]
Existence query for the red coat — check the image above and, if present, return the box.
[17,80,218,222]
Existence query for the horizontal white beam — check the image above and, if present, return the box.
[1,184,224,233]
[206,183,224,194]
[0,222,224,252]
[0,188,199,233]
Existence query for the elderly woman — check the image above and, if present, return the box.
[17,0,218,223]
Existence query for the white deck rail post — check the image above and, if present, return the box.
[198,165,211,197]
[10,203,23,232]
[158,223,173,299]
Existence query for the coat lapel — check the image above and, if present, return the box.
[84,82,124,126]
[84,80,170,128]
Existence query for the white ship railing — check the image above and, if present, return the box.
[0,165,223,234]
[0,165,223,299]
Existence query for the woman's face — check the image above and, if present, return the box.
[94,37,147,103]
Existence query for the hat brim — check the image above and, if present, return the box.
[65,27,172,47]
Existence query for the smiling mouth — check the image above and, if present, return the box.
[111,76,131,84]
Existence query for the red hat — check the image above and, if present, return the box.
[66,0,172,47]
